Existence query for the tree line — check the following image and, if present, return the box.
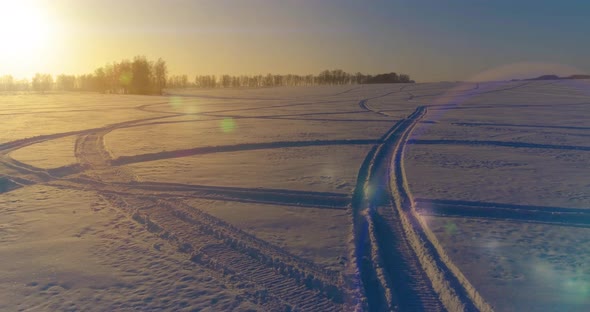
[180,70,414,88]
[53,56,168,94]
[0,56,414,94]
[1,56,168,94]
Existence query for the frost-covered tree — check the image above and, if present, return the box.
[32,73,53,93]
[153,58,167,94]
[0,75,15,91]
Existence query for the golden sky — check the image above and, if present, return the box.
[2,0,387,79]
[1,0,588,82]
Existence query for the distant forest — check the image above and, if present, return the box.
[0,56,415,95]
[520,74,590,81]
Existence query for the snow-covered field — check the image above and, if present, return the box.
[1,81,589,311]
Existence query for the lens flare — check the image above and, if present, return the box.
[408,61,590,141]
[169,96,182,108]
[443,221,457,236]
[221,118,236,133]
[119,71,133,86]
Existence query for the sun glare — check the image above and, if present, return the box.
[0,1,54,67]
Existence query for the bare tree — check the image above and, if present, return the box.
[118,59,133,94]
[94,68,108,93]
[154,58,167,94]
[32,73,53,93]
[130,56,152,94]
[0,75,15,91]
[56,74,76,91]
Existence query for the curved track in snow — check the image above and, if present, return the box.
[4,82,585,311]
[68,120,350,311]
[351,100,494,310]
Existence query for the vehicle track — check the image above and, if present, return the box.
[0,115,173,187]
[4,83,587,311]
[357,86,409,117]
[405,83,480,101]
[71,121,350,311]
[201,114,394,123]
[50,178,350,210]
[416,198,590,228]
[452,121,590,131]
[119,181,350,209]
[358,99,391,117]
[136,98,343,116]
[0,115,175,154]
[352,103,494,311]
[351,106,445,311]
[0,85,496,311]
[408,139,590,152]
[100,193,345,311]
[389,107,493,312]
[111,139,380,166]
[0,175,26,193]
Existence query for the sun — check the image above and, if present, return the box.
[0,1,54,64]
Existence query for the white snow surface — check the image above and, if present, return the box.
[1,81,590,311]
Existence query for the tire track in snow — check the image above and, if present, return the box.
[202,113,395,123]
[0,116,173,192]
[0,115,175,154]
[1,119,363,210]
[0,114,180,188]
[72,123,350,311]
[416,198,590,228]
[405,83,480,101]
[408,139,590,152]
[0,176,26,193]
[358,99,390,117]
[52,178,350,210]
[111,139,380,166]
[0,115,178,192]
[119,181,349,209]
[452,122,590,131]
[390,107,493,312]
[103,194,345,311]
[351,106,445,311]
[136,98,344,116]
[351,104,493,311]
[422,81,540,110]
[357,86,410,117]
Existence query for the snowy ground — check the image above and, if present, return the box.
[1,81,589,311]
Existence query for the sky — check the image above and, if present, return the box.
[1,0,589,82]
